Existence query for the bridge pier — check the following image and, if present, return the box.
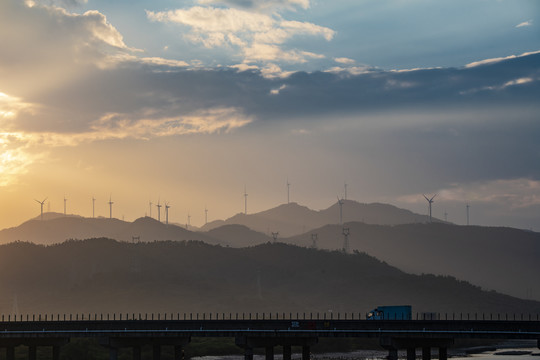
[407,347,416,360]
[265,345,274,360]
[109,346,119,360]
[387,348,398,360]
[236,336,317,360]
[422,347,431,360]
[0,338,69,360]
[439,346,447,360]
[243,346,254,360]
[153,344,161,359]
[283,345,292,360]
[28,345,37,360]
[6,346,14,360]
[175,344,184,360]
[133,346,142,360]
[100,337,190,360]
[381,337,453,360]
[302,345,311,360]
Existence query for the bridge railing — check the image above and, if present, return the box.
[0,312,539,322]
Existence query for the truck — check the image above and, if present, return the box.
[367,305,412,320]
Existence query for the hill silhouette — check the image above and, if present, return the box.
[0,239,538,316]
[206,224,271,247]
[0,215,224,246]
[286,222,540,301]
[201,200,436,237]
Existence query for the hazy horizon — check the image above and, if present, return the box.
[1,0,539,231]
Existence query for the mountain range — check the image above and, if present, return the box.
[1,200,538,303]
[200,200,438,236]
[0,239,538,316]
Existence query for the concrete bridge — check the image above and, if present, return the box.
[0,314,539,360]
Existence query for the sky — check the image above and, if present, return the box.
[1,0,539,231]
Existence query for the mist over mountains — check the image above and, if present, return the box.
[1,199,538,313]
[201,201,436,237]
[0,239,538,316]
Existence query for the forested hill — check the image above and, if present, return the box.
[0,239,538,316]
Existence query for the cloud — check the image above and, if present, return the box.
[0,0,138,101]
[334,57,355,65]
[147,5,334,64]
[398,178,540,210]
[516,20,532,28]
[465,50,540,68]
[197,0,310,12]
[90,107,252,140]
[30,0,88,7]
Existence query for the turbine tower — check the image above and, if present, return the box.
[204,206,208,225]
[35,198,47,220]
[423,194,437,222]
[149,201,153,219]
[466,203,470,226]
[311,233,318,249]
[287,179,290,204]
[165,202,170,225]
[337,197,344,225]
[342,227,350,254]
[63,195,67,215]
[271,232,279,243]
[344,182,348,200]
[244,185,248,215]
[92,196,96,218]
[187,212,191,230]
[156,199,162,222]
[108,195,114,219]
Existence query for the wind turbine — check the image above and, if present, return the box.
[63,195,67,215]
[187,212,191,230]
[311,233,318,249]
[287,179,290,204]
[337,197,344,225]
[149,201,153,219]
[344,182,348,200]
[271,232,279,243]
[205,206,208,225]
[244,185,248,215]
[92,196,96,218]
[423,194,437,222]
[165,202,170,225]
[156,199,162,222]
[35,198,47,220]
[342,227,350,253]
[466,203,470,226]
[108,195,114,219]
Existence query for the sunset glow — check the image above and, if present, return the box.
[1,0,539,230]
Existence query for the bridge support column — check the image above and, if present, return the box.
[174,345,184,360]
[266,346,274,360]
[29,345,37,360]
[109,347,119,360]
[244,346,254,360]
[283,345,292,360]
[153,345,161,360]
[133,346,141,360]
[302,345,310,360]
[6,347,15,360]
[53,345,61,360]
[422,347,431,360]
[438,347,447,360]
[407,347,416,360]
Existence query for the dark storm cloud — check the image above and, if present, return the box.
[12,51,540,140]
